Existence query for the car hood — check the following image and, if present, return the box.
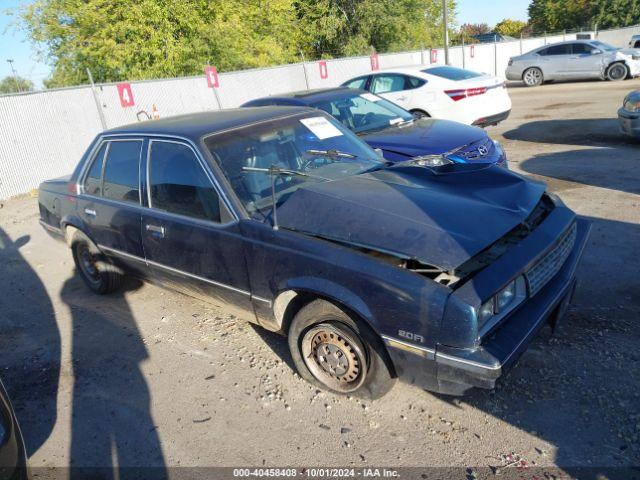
[360,118,486,158]
[277,164,546,270]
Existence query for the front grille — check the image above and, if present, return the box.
[455,138,494,160]
[525,222,576,296]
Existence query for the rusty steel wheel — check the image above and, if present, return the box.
[301,323,367,392]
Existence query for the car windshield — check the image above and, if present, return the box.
[204,113,383,217]
[591,40,617,51]
[422,66,483,80]
[311,93,414,134]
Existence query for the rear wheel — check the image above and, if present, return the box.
[522,67,543,87]
[288,299,395,399]
[71,231,123,294]
[606,62,628,81]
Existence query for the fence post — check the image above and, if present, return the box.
[300,50,310,90]
[86,68,107,130]
[520,32,523,54]
[462,38,465,69]
[420,44,425,65]
[494,35,498,76]
[544,32,547,44]
[563,29,566,41]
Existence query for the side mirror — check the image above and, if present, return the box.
[591,48,603,55]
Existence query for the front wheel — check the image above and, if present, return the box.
[606,62,628,81]
[288,300,395,399]
[522,67,543,87]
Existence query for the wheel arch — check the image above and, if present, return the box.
[606,60,630,79]
[274,285,398,379]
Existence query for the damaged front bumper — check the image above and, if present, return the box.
[383,211,591,396]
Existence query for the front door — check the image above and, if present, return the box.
[565,43,604,78]
[140,139,255,319]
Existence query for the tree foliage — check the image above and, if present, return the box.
[494,18,528,37]
[0,75,34,94]
[528,0,640,33]
[19,0,454,88]
[454,23,490,43]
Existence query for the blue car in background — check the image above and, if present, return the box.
[242,87,507,167]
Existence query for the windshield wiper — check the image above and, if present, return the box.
[241,165,329,230]
[305,149,358,159]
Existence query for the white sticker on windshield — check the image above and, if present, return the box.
[389,118,403,126]
[300,116,343,140]
[360,93,380,102]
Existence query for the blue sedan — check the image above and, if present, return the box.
[242,87,507,168]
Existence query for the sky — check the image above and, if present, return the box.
[0,0,532,89]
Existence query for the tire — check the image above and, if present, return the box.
[71,230,123,294]
[410,109,430,119]
[606,62,628,81]
[288,299,395,399]
[522,67,543,87]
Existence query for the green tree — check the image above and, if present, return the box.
[454,22,490,43]
[494,18,528,37]
[528,0,640,32]
[0,75,34,94]
[295,0,456,58]
[19,0,302,87]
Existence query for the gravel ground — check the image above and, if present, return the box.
[0,78,639,478]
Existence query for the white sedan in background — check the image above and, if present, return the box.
[341,65,512,126]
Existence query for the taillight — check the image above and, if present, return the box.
[445,86,487,101]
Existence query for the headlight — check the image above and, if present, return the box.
[476,276,527,331]
[411,154,453,167]
[623,98,640,111]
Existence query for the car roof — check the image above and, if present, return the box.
[536,39,597,48]
[103,106,315,141]
[244,87,365,106]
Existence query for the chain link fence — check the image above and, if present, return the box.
[1,24,637,199]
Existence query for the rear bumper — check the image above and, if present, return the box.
[472,109,511,127]
[618,108,640,137]
[385,216,591,396]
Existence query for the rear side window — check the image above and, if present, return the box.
[406,76,426,89]
[148,141,221,222]
[102,140,142,204]
[422,66,482,80]
[83,143,107,196]
[343,77,368,89]
[371,74,407,94]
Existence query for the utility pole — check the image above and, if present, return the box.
[6,59,22,92]
[442,0,450,65]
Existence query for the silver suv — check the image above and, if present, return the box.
[505,39,640,87]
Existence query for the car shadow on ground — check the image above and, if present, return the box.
[0,228,60,457]
[59,274,168,479]
[503,118,638,147]
[250,324,296,372]
[518,146,640,195]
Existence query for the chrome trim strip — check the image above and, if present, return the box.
[435,352,501,371]
[97,244,251,297]
[39,219,63,235]
[251,295,272,305]
[98,245,147,264]
[381,335,435,359]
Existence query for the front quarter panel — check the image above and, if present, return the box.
[239,220,450,352]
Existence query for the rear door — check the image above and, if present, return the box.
[369,73,415,108]
[77,137,147,276]
[538,44,572,78]
[140,138,255,318]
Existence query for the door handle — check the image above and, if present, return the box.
[145,224,165,238]
[84,208,96,217]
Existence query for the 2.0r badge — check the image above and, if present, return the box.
[398,330,425,343]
